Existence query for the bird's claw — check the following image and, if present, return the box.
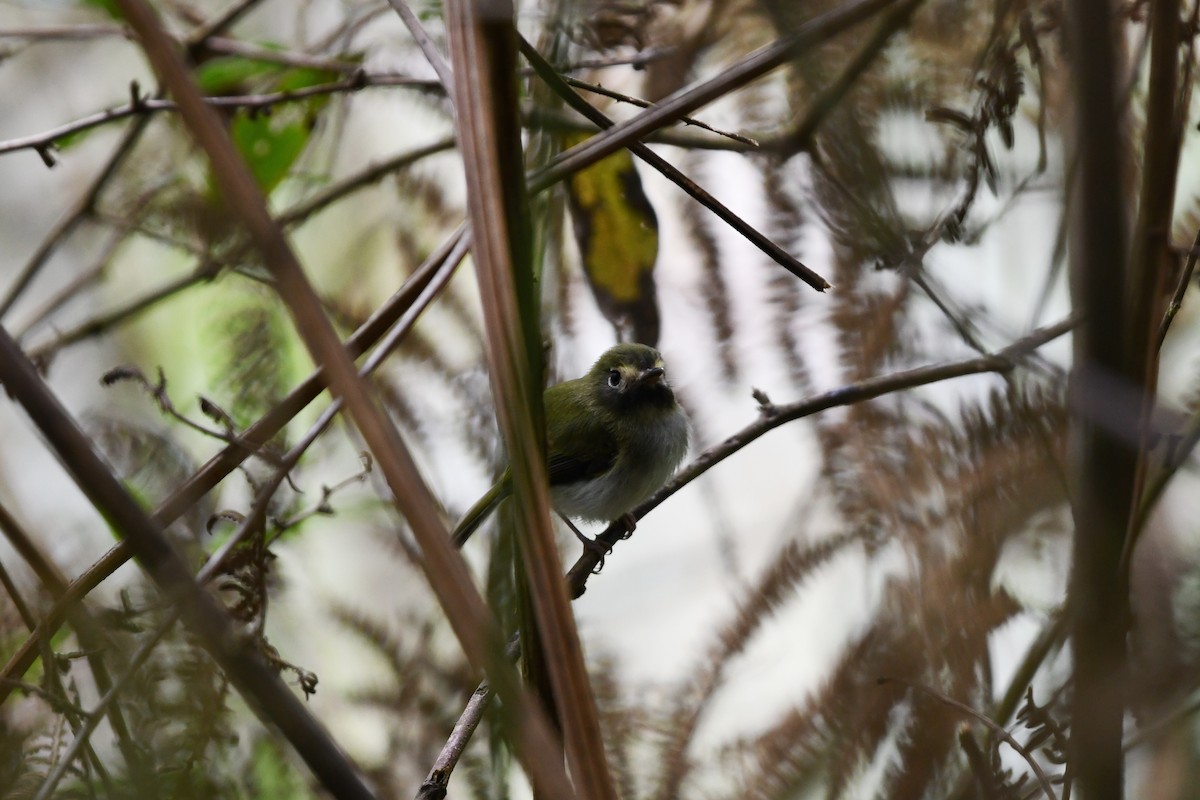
[559,512,614,573]
[619,513,637,540]
[582,536,614,574]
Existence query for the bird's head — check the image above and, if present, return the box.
[586,343,677,412]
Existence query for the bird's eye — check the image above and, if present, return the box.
[607,370,621,388]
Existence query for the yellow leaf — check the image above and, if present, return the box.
[564,131,661,344]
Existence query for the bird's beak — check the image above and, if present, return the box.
[637,366,665,386]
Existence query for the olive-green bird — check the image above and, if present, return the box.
[451,343,688,548]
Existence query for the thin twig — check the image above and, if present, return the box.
[0,25,128,40]
[26,138,456,361]
[560,75,758,146]
[0,73,387,159]
[29,270,210,363]
[0,116,152,318]
[12,209,142,339]
[529,0,900,192]
[201,36,364,72]
[278,138,457,228]
[1155,225,1200,350]
[386,0,455,90]
[524,105,759,151]
[565,314,1077,595]
[416,638,521,800]
[184,0,269,46]
[519,36,830,292]
[878,677,1057,800]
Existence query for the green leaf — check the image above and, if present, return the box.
[249,739,309,800]
[276,66,340,93]
[195,56,280,95]
[230,111,314,196]
[54,124,100,152]
[82,0,123,20]
[201,58,341,196]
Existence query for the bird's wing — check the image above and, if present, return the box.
[543,380,618,487]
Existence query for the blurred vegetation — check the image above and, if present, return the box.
[0,0,1195,798]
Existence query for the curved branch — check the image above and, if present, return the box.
[566,314,1077,596]
[878,676,1057,800]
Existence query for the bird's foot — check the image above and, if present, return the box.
[559,513,612,574]
[619,513,637,540]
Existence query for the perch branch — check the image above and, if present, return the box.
[422,316,1076,790]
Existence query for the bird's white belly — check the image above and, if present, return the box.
[551,411,688,523]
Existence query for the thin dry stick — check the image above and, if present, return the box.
[386,0,455,90]
[559,75,758,146]
[566,314,1077,595]
[416,685,494,799]
[29,270,213,362]
[0,24,128,40]
[277,137,458,228]
[524,106,760,151]
[0,73,386,159]
[14,211,140,339]
[877,677,1057,800]
[201,36,364,72]
[518,36,830,292]
[0,117,152,318]
[113,2,576,797]
[26,137,456,361]
[184,0,267,46]
[1155,225,1200,350]
[529,0,900,191]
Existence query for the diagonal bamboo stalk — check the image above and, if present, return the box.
[0,322,377,798]
[0,227,465,702]
[111,1,576,797]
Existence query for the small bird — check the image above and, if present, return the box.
[451,343,689,549]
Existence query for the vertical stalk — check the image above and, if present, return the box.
[444,2,618,799]
[1062,0,1156,797]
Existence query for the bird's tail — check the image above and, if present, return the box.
[450,478,510,548]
